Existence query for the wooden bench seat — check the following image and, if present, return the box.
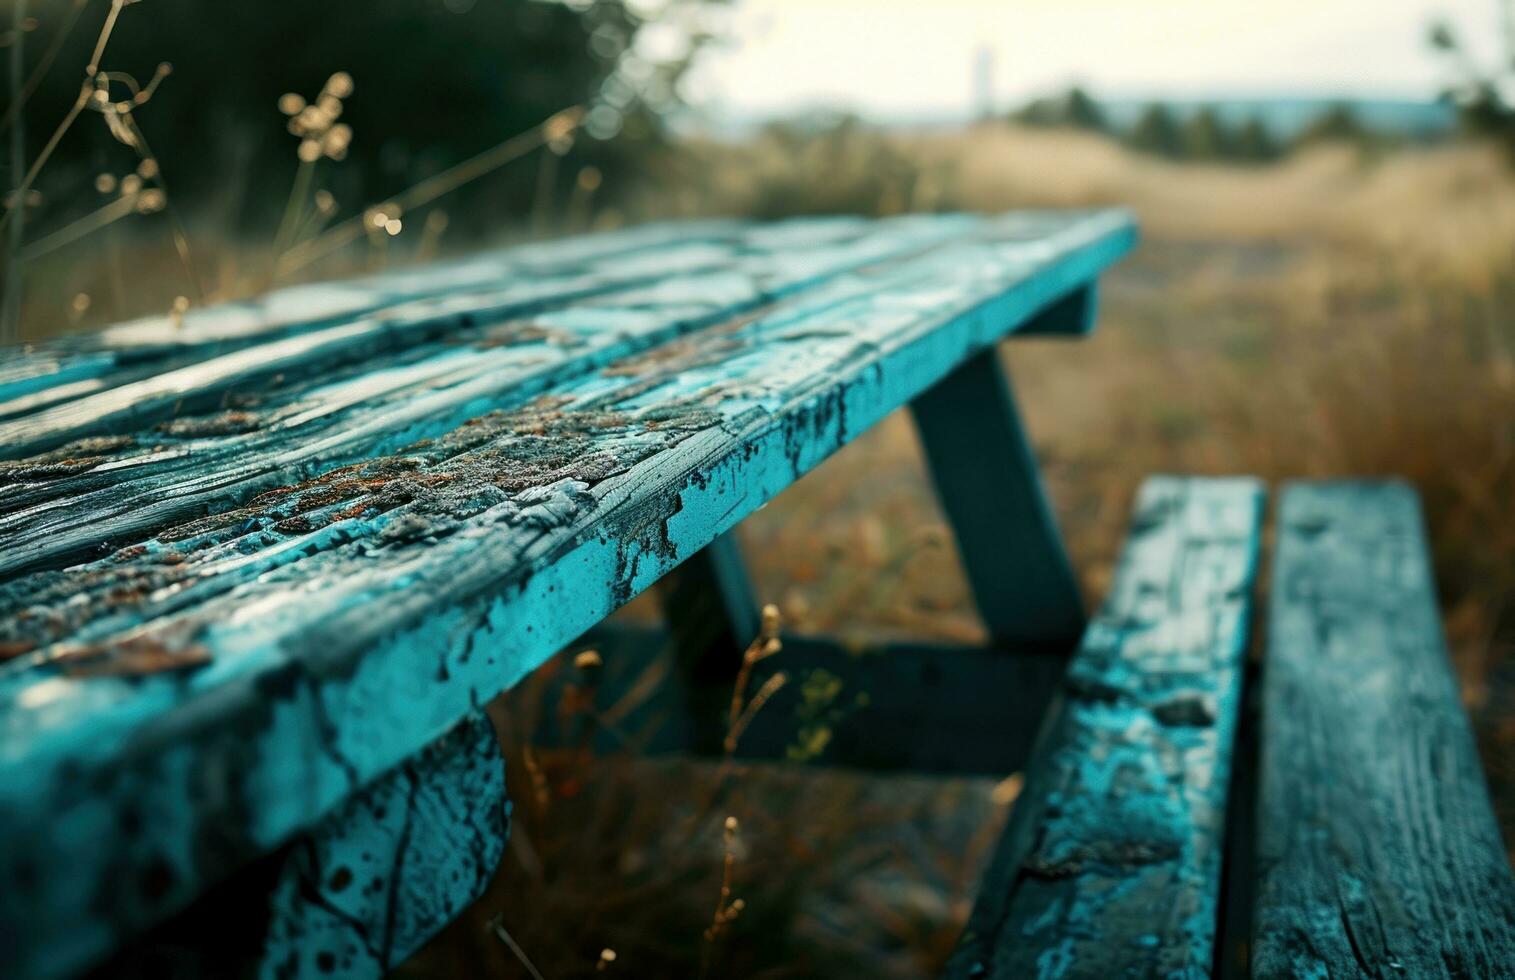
[951,479,1515,978]
[948,476,1265,979]
[0,211,1137,978]
[1254,482,1515,978]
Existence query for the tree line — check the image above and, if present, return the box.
[1011,88,1370,164]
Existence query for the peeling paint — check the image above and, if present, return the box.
[0,210,1138,979]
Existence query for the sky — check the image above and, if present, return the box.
[684,0,1500,119]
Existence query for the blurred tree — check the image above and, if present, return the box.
[1430,5,1515,157]
[1294,103,1365,146]
[1232,116,1280,163]
[1014,86,1106,132]
[6,0,727,242]
[1127,103,1184,159]
[1062,87,1106,131]
[746,113,920,219]
[1181,107,1235,159]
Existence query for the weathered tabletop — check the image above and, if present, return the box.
[0,211,1135,976]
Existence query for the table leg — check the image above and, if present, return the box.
[259,710,508,978]
[657,530,761,753]
[909,308,1087,649]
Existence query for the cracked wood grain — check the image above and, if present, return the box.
[261,710,507,979]
[0,210,1136,979]
[0,216,968,578]
[1253,481,1515,979]
[947,476,1263,980]
[0,220,743,408]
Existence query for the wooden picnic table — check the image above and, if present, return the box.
[6,210,1514,980]
[0,211,1137,977]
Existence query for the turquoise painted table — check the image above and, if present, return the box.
[0,213,1148,977]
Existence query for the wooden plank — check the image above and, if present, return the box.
[947,476,1264,980]
[1253,481,1515,979]
[0,216,970,577]
[53,710,506,979]
[0,220,744,406]
[910,316,1087,648]
[259,709,507,978]
[35,711,506,980]
[533,625,1066,775]
[0,216,954,459]
[1010,281,1099,336]
[0,210,1136,978]
[659,531,762,672]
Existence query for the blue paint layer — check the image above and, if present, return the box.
[262,710,507,978]
[1254,482,1515,979]
[947,476,1264,980]
[0,210,1137,978]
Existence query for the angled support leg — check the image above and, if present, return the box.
[909,301,1087,649]
[1014,283,1100,336]
[96,711,510,979]
[657,530,761,752]
[260,710,509,977]
[659,530,761,674]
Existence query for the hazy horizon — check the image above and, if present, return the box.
[683,0,1498,121]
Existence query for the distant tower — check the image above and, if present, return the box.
[973,45,996,121]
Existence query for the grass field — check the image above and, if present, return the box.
[408,126,1515,976]
[15,122,1515,976]
[660,123,1515,831]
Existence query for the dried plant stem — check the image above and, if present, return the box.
[290,200,333,249]
[0,87,82,242]
[567,169,599,231]
[275,105,584,277]
[725,671,786,754]
[2,0,27,344]
[20,190,136,261]
[723,609,783,756]
[413,209,448,264]
[0,0,138,241]
[85,0,123,76]
[490,916,547,980]
[271,157,315,267]
[121,114,200,302]
[531,140,559,234]
[677,605,785,844]
[698,816,746,980]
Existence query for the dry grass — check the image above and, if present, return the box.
[15,121,1515,974]
[659,124,1515,689]
[409,127,1515,977]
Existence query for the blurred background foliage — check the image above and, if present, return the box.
[2,0,742,338]
[12,0,724,240]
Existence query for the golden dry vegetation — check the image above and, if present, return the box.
[403,127,1515,977]
[13,121,1515,976]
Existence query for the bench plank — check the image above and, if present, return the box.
[0,216,968,576]
[0,210,1135,977]
[1254,481,1515,978]
[0,220,741,406]
[948,476,1263,980]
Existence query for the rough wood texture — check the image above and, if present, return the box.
[261,710,507,979]
[0,211,1136,978]
[948,476,1264,980]
[1254,481,1515,979]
